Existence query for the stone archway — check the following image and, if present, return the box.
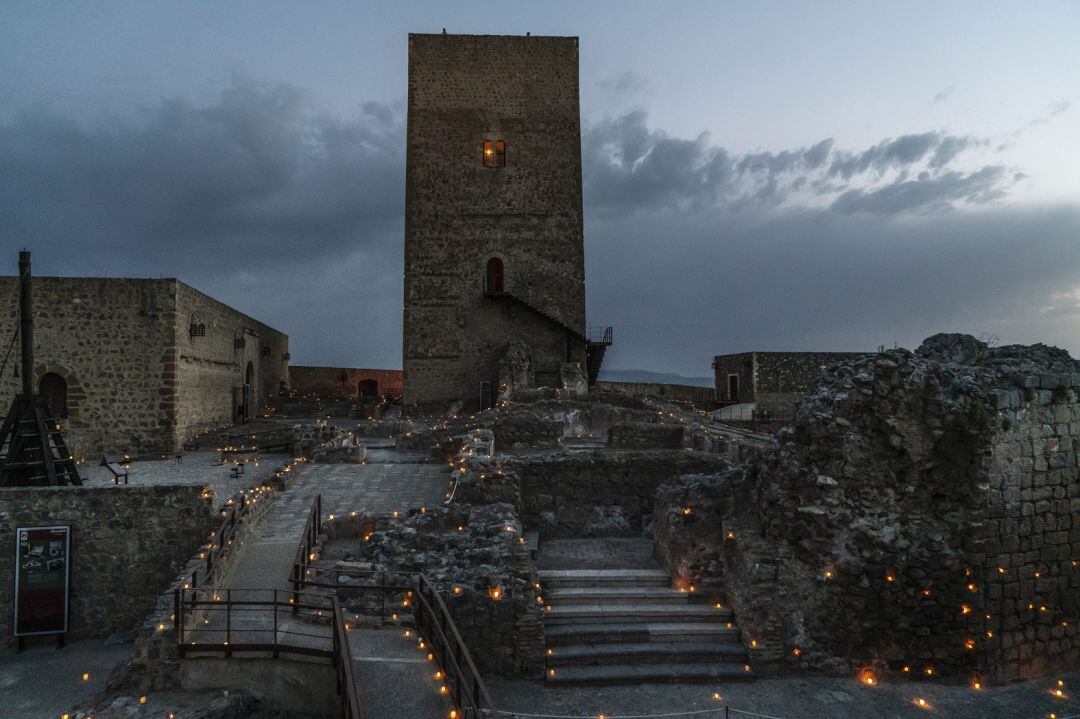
[358,378,379,397]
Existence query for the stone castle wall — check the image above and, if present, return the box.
[713,351,863,414]
[0,484,215,644]
[403,34,587,408]
[711,335,1080,683]
[596,381,716,406]
[173,281,289,444]
[0,277,174,456]
[0,277,288,455]
[289,365,403,399]
[473,450,728,537]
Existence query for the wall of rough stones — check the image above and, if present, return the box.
[331,502,544,677]
[464,450,728,537]
[597,381,717,407]
[288,366,403,399]
[0,277,287,455]
[403,34,587,409]
[0,484,215,645]
[0,277,174,456]
[608,421,686,449]
[173,281,289,444]
[712,351,864,415]
[714,335,1080,683]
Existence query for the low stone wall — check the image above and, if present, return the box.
[462,450,728,537]
[0,484,215,646]
[608,421,685,449]
[480,412,563,450]
[132,458,306,690]
[329,502,544,677]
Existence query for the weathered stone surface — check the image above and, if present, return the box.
[0,484,216,645]
[700,333,1080,682]
[608,421,686,449]
[0,277,289,456]
[402,34,588,409]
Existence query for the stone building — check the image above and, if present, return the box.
[712,351,864,417]
[0,277,289,457]
[402,33,609,411]
[289,366,403,399]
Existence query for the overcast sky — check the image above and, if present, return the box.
[2,2,1078,376]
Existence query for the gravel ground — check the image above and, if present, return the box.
[488,672,1080,719]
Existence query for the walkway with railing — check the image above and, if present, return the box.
[175,446,486,718]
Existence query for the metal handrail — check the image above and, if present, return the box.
[417,573,500,717]
[175,587,335,659]
[294,563,501,717]
[333,596,362,719]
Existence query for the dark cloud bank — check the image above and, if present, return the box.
[1,82,1077,375]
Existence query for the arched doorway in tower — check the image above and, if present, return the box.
[39,373,68,419]
[486,257,504,294]
[358,379,379,397]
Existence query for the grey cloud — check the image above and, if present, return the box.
[1,83,1067,376]
[931,85,956,105]
[827,132,941,179]
[0,80,405,278]
[831,166,1008,215]
[584,112,1001,217]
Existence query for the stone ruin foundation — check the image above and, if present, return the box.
[658,334,1080,684]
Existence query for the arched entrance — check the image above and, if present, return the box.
[39,373,68,419]
[486,257,504,294]
[358,378,379,397]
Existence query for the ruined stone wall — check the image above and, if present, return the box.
[608,422,686,449]
[723,335,1080,683]
[173,281,289,445]
[403,34,587,409]
[753,351,864,416]
[596,381,716,406]
[289,366,403,399]
[497,450,728,537]
[0,484,215,644]
[0,277,174,456]
[712,351,864,412]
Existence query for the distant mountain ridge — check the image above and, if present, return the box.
[597,368,714,388]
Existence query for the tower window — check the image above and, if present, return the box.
[483,139,506,168]
[486,257,505,294]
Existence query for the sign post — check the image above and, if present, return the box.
[13,525,71,647]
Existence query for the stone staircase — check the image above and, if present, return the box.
[539,568,754,685]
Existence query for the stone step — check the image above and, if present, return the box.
[547,641,748,667]
[537,568,670,589]
[544,603,732,625]
[544,622,741,646]
[545,661,754,685]
[547,586,694,605]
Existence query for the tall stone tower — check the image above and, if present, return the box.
[404,33,602,409]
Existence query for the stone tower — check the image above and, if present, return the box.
[404,33,603,409]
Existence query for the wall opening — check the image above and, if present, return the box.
[483,139,506,168]
[486,257,505,294]
[358,379,379,397]
[39,373,68,419]
[728,374,739,402]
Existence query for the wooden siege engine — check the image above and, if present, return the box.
[0,251,82,487]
